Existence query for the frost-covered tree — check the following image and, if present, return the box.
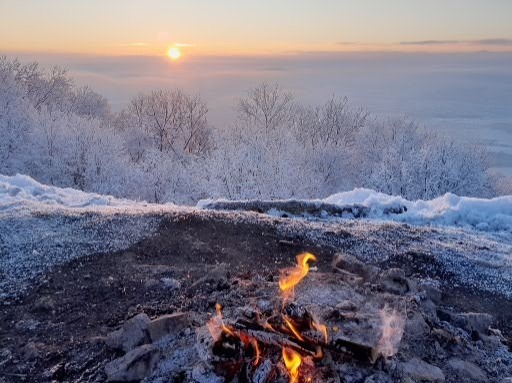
[0,57,35,174]
[123,90,211,156]
[68,86,110,120]
[212,83,305,199]
[0,57,507,204]
[355,116,493,199]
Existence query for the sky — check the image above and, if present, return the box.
[1,0,512,56]
[1,1,512,174]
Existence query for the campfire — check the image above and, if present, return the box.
[206,253,404,382]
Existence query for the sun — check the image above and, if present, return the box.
[167,47,181,60]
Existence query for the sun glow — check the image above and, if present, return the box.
[167,47,181,60]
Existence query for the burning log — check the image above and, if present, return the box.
[231,318,320,357]
[231,317,379,362]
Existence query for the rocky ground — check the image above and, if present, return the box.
[1,206,512,382]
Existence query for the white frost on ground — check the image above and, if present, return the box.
[323,188,512,232]
[0,174,185,300]
[1,174,512,301]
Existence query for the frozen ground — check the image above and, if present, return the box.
[0,174,185,300]
[1,174,512,302]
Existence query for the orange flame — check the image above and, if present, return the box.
[208,303,235,340]
[284,316,304,341]
[312,321,328,344]
[282,347,302,383]
[279,252,316,300]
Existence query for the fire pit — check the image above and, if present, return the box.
[201,253,405,382]
[95,246,510,383]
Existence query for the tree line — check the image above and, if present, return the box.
[1,56,510,204]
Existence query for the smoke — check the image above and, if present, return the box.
[376,304,405,358]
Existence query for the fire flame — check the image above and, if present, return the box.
[209,252,329,382]
[312,321,328,344]
[282,347,302,383]
[207,303,235,341]
[284,316,304,341]
[279,252,317,300]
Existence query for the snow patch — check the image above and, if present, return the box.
[0,174,138,210]
[2,174,511,232]
[323,188,512,232]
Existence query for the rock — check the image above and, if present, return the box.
[189,264,229,291]
[89,335,107,345]
[400,358,445,383]
[21,342,40,360]
[437,310,492,336]
[488,327,505,340]
[191,362,223,383]
[432,327,462,346]
[147,312,191,342]
[433,341,446,358]
[144,279,159,290]
[257,299,272,312]
[160,277,181,289]
[447,358,488,382]
[336,300,357,311]
[106,313,151,352]
[32,296,56,313]
[335,269,364,286]
[104,344,160,382]
[337,363,368,383]
[480,334,504,350]
[380,268,410,295]
[418,281,442,304]
[437,308,469,329]
[332,253,379,281]
[405,312,431,340]
[364,372,393,383]
[420,298,438,320]
[460,312,493,334]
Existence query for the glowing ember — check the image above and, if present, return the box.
[279,252,317,300]
[251,338,261,366]
[282,347,302,383]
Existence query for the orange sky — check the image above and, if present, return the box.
[1,0,512,57]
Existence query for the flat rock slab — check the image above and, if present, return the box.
[148,312,191,342]
[400,358,445,383]
[106,313,151,353]
[105,344,161,382]
[447,358,489,383]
